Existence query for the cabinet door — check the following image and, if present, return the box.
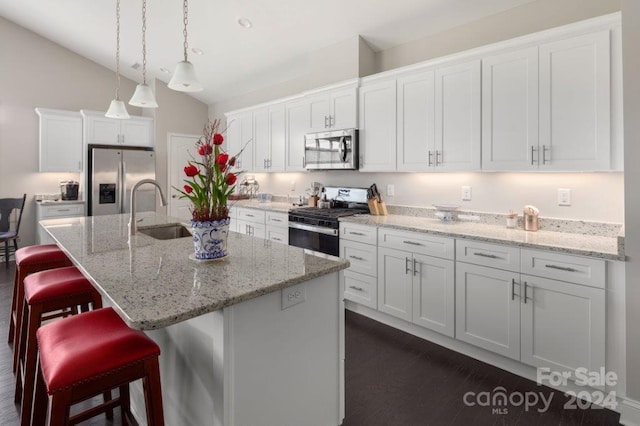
[308,93,331,132]
[285,98,309,171]
[397,71,435,172]
[377,247,412,321]
[482,47,538,170]
[266,226,288,245]
[37,109,83,172]
[358,80,397,172]
[412,254,455,337]
[268,103,286,171]
[539,31,611,170]
[236,219,266,239]
[86,114,120,145]
[330,87,357,130]
[455,262,520,360]
[252,107,270,172]
[520,275,605,377]
[226,111,254,171]
[121,117,153,147]
[343,270,377,309]
[434,60,481,171]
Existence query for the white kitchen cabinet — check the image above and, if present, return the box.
[307,86,357,132]
[36,201,85,244]
[252,107,270,172]
[82,110,153,147]
[285,98,309,171]
[236,219,266,239]
[228,207,238,233]
[481,47,539,170]
[412,253,455,337]
[377,246,413,321]
[266,211,288,245]
[434,60,481,171]
[520,274,605,376]
[396,71,435,172]
[36,108,83,173]
[251,103,286,172]
[455,262,521,360]
[358,79,397,172]
[539,31,611,170]
[226,110,254,171]
[340,222,377,310]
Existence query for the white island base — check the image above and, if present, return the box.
[129,272,344,426]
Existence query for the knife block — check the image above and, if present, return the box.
[368,199,379,215]
[377,201,388,216]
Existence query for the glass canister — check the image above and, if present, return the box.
[523,205,539,231]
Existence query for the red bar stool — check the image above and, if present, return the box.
[32,307,164,425]
[14,266,103,425]
[8,244,72,349]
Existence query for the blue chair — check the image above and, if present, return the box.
[0,194,26,268]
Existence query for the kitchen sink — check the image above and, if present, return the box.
[138,224,192,240]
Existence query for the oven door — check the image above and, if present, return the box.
[288,222,339,256]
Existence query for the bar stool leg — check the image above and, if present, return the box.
[32,354,48,426]
[8,268,24,345]
[143,357,165,425]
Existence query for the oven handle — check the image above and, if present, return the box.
[288,222,339,236]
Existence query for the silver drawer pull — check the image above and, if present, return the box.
[272,237,281,241]
[56,209,71,212]
[545,264,578,273]
[403,240,422,246]
[245,214,254,217]
[272,218,282,222]
[350,232,365,236]
[473,252,499,259]
[349,255,365,261]
[349,286,364,292]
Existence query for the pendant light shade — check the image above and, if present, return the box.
[129,0,158,108]
[105,99,131,119]
[169,0,203,93]
[168,60,202,92]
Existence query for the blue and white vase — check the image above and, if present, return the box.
[191,217,230,260]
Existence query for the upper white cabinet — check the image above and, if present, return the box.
[36,108,83,173]
[539,31,611,170]
[358,79,397,172]
[285,98,309,171]
[252,103,286,172]
[307,85,357,132]
[225,110,254,171]
[82,110,153,147]
[252,107,270,172]
[434,60,481,171]
[482,47,539,170]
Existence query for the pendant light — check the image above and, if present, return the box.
[105,0,130,119]
[168,0,203,92]
[129,0,158,107]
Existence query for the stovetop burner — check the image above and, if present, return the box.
[289,206,367,219]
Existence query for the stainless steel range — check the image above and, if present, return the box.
[288,187,369,256]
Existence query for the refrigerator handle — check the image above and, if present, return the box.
[119,160,126,214]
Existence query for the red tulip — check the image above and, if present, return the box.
[216,153,229,166]
[229,156,236,167]
[212,133,224,145]
[225,173,237,185]
[197,144,213,156]
[219,163,227,172]
[184,164,199,177]
[184,185,193,194]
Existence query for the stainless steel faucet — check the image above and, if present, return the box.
[129,179,168,236]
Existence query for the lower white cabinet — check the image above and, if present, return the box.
[377,247,413,321]
[36,202,85,244]
[234,208,288,244]
[266,211,289,245]
[236,219,266,239]
[339,223,378,309]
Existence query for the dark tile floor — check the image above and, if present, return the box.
[0,262,621,425]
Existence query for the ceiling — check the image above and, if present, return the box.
[0,0,536,105]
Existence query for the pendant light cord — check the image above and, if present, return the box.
[115,0,122,100]
[141,0,147,84]
[182,0,189,62]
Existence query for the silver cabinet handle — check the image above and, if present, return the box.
[428,151,433,167]
[511,278,517,301]
[56,209,71,212]
[530,145,539,165]
[405,257,411,274]
[350,232,365,236]
[330,115,334,127]
[349,285,364,292]
[545,264,578,273]
[473,252,499,259]
[349,255,365,261]
[271,218,282,222]
[435,150,442,166]
[413,258,418,276]
[302,156,306,168]
[246,214,254,217]
[523,282,529,304]
[403,240,422,246]
[542,145,550,164]
[272,237,282,242]
[324,116,329,128]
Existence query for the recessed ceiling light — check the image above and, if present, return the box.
[238,17,253,29]
[191,47,204,55]
[159,67,171,74]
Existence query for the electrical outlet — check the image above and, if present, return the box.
[387,184,395,197]
[290,181,296,192]
[461,186,472,201]
[558,188,571,206]
[282,283,306,310]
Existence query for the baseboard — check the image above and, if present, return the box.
[620,397,640,425]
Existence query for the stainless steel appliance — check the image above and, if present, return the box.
[288,187,368,256]
[304,129,358,170]
[59,181,79,200]
[88,146,156,216]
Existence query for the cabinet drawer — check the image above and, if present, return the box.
[456,239,520,272]
[40,204,84,219]
[237,208,266,224]
[521,249,605,289]
[378,228,454,260]
[266,211,288,228]
[340,222,377,245]
[343,270,377,309]
[340,239,377,277]
[266,226,288,245]
[236,220,266,239]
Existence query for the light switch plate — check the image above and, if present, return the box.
[558,188,571,206]
[282,282,306,310]
[461,186,472,201]
[387,184,395,197]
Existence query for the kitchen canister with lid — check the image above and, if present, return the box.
[523,205,539,231]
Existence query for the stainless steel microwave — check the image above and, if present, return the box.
[304,129,358,170]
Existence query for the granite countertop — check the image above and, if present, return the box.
[231,200,293,213]
[340,214,624,261]
[36,200,86,205]
[41,213,348,330]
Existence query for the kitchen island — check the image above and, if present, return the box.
[41,212,349,426]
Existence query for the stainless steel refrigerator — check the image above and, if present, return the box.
[88,146,156,216]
